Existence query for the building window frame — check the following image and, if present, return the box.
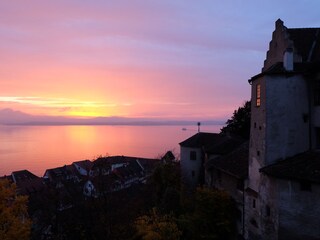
[256,84,261,107]
[252,199,256,208]
[316,127,320,149]
[190,151,197,160]
[266,205,271,217]
[314,79,320,105]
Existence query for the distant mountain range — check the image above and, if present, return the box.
[0,108,224,126]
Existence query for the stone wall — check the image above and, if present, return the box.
[278,179,320,240]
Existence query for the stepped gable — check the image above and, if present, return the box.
[260,151,320,183]
[179,132,222,148]
[206,142,249,179]
[263,19,320,71]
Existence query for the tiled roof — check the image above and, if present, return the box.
[179,132,221,148]
[206,142,249,179]
[44,164,78,180]
[260,151,320,183]
[73,160,93,170]
[113,160,144,179]
[250,62,320,82]
[93,155,160,172]
[205,135,246,155]
[12,170,39,183]
[11,170,45,195]
[287,28,320,62]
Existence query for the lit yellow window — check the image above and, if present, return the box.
[256,84,261,107]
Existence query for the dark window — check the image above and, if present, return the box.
[316,128,320,149]
[191,170,195,177]
[256,84,261,107]
[253,199,256,208]
[314,79,320,105]
[257,151,260,156]
[250,218,258,228]
[190,151,197,160]
[300,181,312,192]
[254,122,257,128]
[266,205,271,217]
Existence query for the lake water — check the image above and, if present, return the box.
[0,124,222,176]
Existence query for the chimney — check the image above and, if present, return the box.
[283,48,293,71]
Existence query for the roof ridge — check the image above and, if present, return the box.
[288,27,320,30]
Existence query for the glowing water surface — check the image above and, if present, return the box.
[0,124,222,176]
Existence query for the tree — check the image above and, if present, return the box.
[0,179,31,240]
[220,100,251,139]
[135,208,181,240]
[151,162,181,214]
[180,188,236,240]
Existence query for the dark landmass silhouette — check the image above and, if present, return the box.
[0,108,224,126]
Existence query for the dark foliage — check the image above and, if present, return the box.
[150,162,181,214]
[28,155,236,239]
[220,101,251,139]
[29,180,154,240]
[179,188,237,240]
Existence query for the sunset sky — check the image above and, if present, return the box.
[1,1,320,121]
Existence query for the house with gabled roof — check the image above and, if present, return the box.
[91,155,159,178]
[245,19,320,240]
[73,160,93,176]
[180,132,222,189]
[83,157,153,198]
[11,170,45,195]
[43,164,79,188]
[83,174,121,198]
[113,159,145,188]
[180,132,245,190]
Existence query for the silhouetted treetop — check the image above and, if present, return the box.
[220,101,251,139]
